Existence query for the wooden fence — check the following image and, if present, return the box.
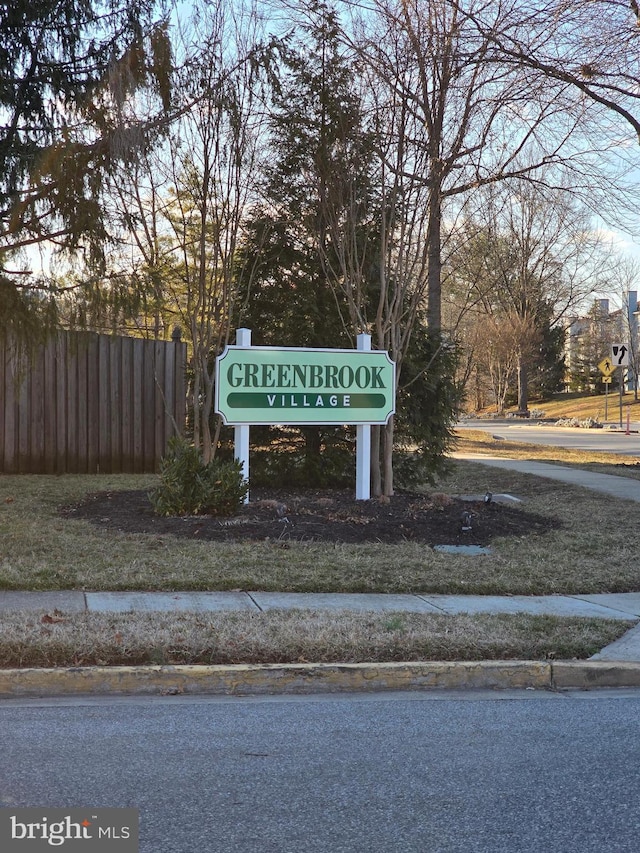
[0,330,186,474]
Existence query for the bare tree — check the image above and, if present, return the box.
[354,0,611,331]
[476,315,521,413]
[160,2,275,460]
[466,0,640,145]
[446,179,613,411]
[341,0,608,490]
[88,0,273,461]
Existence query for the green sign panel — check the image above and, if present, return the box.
[215,345,395,425]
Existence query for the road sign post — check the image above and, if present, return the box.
[598,358,616,422]
[608,347,629,428]
[610,344,630,428]
[234,328,252,500]
[620,369,624,428]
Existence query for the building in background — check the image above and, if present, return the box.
[563,295,639,394]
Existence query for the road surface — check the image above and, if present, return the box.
[2,691,640,852]
[457,419,640,457]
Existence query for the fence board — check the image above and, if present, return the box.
[66,333,79,473]
[174,339,186,446]
[86,333,99,473]
[3,345,17,473]
[56,333,67,473]
[98,335,110,473]
[142,339,156,472]
[31,343,46,473]
[109,337,122,474]
[0,330,185,474]
[18,350,30,473]
[132,337,144,474]
[154,340,165,466]
[120,336,133,472]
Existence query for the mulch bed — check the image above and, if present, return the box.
[62,487,560,546]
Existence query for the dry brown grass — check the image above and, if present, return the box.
[0,609,628,668]
[454,428,640,470]
[475,390,640,423]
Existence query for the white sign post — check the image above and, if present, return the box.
[234,328,252,500]
[356,333,372,500]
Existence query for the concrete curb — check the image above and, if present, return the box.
[551,660,640,690]
[2,660,640,698]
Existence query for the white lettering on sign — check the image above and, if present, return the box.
[266,394,352,408]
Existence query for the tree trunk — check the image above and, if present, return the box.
[201,391,213,463]
[382,416,394,496]
[517,356,529,413]
[303,427,323,477]
[371,425,382,497]
[426,181,442,334]
[192,366,201,453]
[474,365,484,411]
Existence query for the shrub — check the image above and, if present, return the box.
[247,425,355,488]
[150,437,248,517]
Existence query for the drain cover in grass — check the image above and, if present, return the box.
[433,544,492,556]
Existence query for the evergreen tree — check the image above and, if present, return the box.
[238,3,377,348]
[394,320,462,486]
[0,0,170,334]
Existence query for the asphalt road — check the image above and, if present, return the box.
[457,420,640,456]
[2,691,640,852]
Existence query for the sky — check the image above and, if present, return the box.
[20,0,640,314]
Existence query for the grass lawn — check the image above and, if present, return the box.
[453,428,640,478]
[2,609,628,668]
[1,434,638,666]
[1,434,639,596]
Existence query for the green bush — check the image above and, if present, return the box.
[149,437,248,517]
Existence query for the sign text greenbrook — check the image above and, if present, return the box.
[215,346,395,425]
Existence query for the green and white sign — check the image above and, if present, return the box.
[215,345,395,426]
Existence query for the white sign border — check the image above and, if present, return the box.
[215,343,395,427]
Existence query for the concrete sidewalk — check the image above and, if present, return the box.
[2,589,640,622]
